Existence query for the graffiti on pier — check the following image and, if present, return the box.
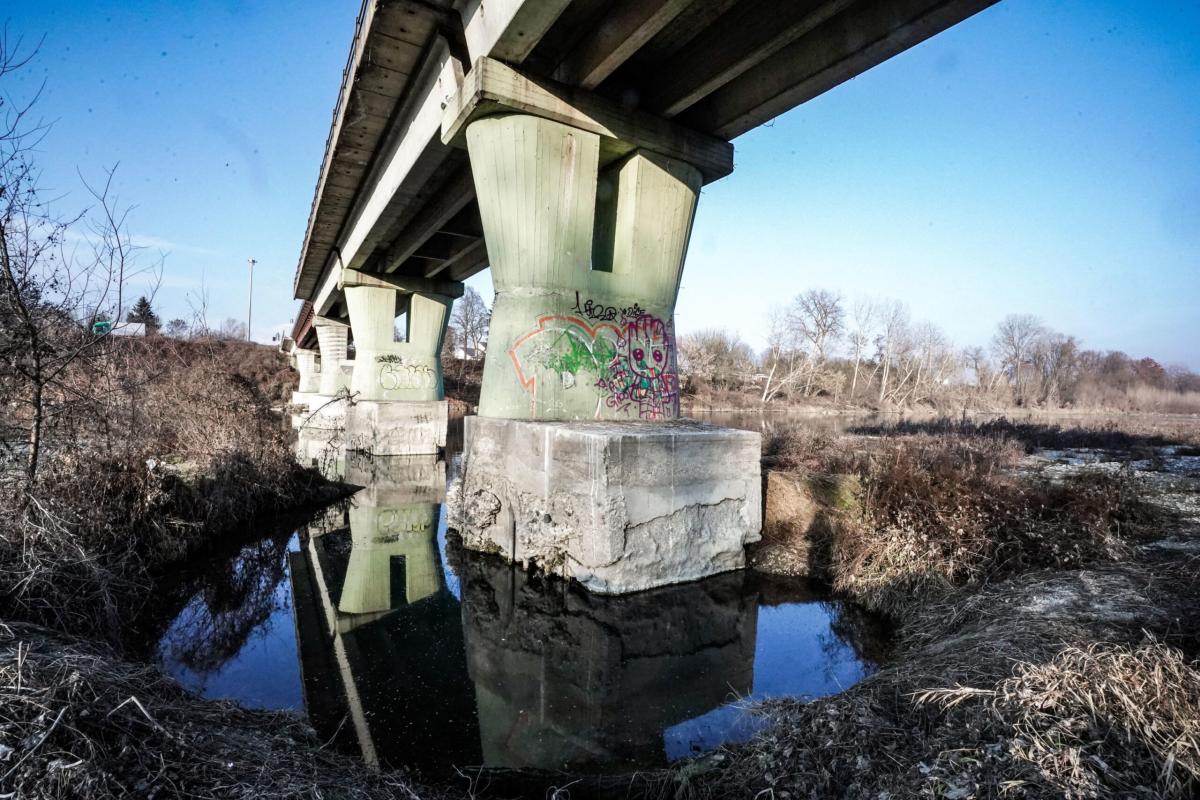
[599,313,679,420]
[375,354,436,391]
[377,508,433,536]
[570,291,646,323]
[509,297,678,419]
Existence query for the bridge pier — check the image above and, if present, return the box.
[291,347,321,406]
[341,271,461,455]
[446,66,760,593]
[301,318,352,432]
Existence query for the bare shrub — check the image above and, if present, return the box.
[0,338,345,642]
[762,427,1160,617]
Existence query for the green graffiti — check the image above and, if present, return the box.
[546,328,615,376]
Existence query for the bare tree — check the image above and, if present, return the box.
[680,328,753,394]
[451,286,489,358]
[992,313,1046,404]
[788,289,844,395]
[0,36,156,491]
[847,297,875,400]
[875,300,909,405]
[759,307,805,404]
[217,318,248,341]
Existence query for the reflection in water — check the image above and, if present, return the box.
[290,453,482,770]
[460,558,757,771]
[156,430,889,778]
[154,525,304,710]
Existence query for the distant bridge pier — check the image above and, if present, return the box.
[302,317,352,432]
[284,345,321,428]
[447,60,761,594]
[340,271,461,456]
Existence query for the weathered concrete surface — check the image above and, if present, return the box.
[346,399,447,456]
[343,452,447,504]
[290,390,320,410]
[451,416,761,593]
[295,426,345,480]
[458,556,756,770]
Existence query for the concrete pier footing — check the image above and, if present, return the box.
[346,399,448,456]
[452,416,762,594]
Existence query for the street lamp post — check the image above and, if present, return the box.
[246,258,257,342]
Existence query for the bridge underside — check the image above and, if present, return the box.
[290,0,997,345]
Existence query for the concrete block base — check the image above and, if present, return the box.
[346,399,448,456]
[298,395,349,431]
[289,390,320,409]
[451,416,762,594]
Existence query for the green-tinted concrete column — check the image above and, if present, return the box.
[314,317,350,396]
[339,502,442,614]
[294,348,321,393]
[344,285,452,402]
[466,113,701,421]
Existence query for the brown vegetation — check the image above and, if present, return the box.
[0,622,435,799]
[0,338,347,645]
[758,425,1159,617]
[701,421,1200,799]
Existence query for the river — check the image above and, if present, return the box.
[142,412,894,780]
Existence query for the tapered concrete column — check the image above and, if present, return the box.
[466,113,701,421]
[294,348,321,394]
[343,285,452,402]
[314,318,350,396]
[450,81,757,594]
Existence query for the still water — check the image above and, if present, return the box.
[150,415,889,777]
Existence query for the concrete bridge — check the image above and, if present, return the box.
[285,0,996,591]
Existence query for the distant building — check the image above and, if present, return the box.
[453,344,484,360]
[111,322,147,337]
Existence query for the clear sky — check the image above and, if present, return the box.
[5,1,1199,367]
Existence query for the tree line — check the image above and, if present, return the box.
[680,290,1200,413]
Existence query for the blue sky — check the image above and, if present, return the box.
[5,1,1199,367]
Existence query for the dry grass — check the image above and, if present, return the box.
[0,622,437,800]
[761,426,1161,617]
[993,641,1199,796]
[847,416,1200,452]
[676,565,1200,800]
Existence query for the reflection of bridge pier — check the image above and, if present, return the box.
[459,558,758,771]
[289,454,481,770]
